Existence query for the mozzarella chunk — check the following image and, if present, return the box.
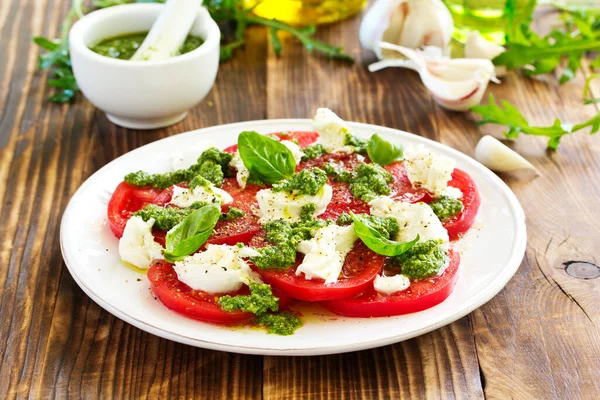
[403,144,462,198]
[173,245,261,294]
[281,140,306,164]
[169,183,233,208]
[369,197,449,244]
[171,141,216,171]
[255,184,333,223]
[229,151,250,188]
[296,224,358,284]
[311,108,354,153]
[374,274,410,295]
[119,216,163,269]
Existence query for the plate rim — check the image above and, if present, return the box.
[60,118,527,356]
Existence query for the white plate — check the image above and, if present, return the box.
[60,119,526,356]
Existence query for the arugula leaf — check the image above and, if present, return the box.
[238,131,296,184]
[32,1,80,103]
[164,205,221,261]
[495,9,600,83]
[350,212,418,257]
[366,134,404,166]
[584,73,600,105]
[471,94,600,150]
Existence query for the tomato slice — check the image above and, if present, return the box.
[143,178,262,246]
[206,177,262,246]
[250,237,385,302]
[107,182,164,238]
[147,261,254,324]
[273,131,319,147]
[384,161,432,204]
[441,169,481,241]
[321,249,460,317]
[147,261,294,324]
[223,131,319,154]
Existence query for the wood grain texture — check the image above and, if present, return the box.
[0,0,599,399]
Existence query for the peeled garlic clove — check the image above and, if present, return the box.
[360,0,453,59]
[377,43,496,111]
[464,31,507,77]
[475,135,539,174]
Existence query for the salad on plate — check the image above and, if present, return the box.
[107,108,481,336]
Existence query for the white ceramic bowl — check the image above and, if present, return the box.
[69,3,220,129]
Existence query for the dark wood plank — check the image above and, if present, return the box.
[0,1,267,398]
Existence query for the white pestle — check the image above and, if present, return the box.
[131,0,203,61]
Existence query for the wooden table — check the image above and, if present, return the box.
[2,1,599,398]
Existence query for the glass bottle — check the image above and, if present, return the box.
[442,0,537,44]
[244,0,368,25]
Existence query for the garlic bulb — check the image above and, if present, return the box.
[464,31,507,77]
[360,0,454,59]
[370,43,496,111]
[475,135,539,174]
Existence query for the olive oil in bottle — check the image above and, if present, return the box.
[244,0,367,25]
[442,0,536,43]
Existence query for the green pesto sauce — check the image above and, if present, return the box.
[135,203,243,230]
[272,168,327,196]
[324,162,353,183]
[124,147,232,189]
[256,312,302,336]
[90,31,204,60]
[134,202,205,231]
[301,143,327,161]
[430,196,464,221]
[218,283,279,314]
[325,162,392,202]
[189,175,211,189]
[350,164,393,201]
[221,207,244,221]
[218,283,301,335]
[338,213,399,240]
[299,203,316,221]
[392,239,448,280]
[251,218,327,269]
[344,133,368,153]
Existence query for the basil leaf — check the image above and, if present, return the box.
[238,131,296,184]
[164,205,221,261]
[350,212,418,256]
[366,134,404,166]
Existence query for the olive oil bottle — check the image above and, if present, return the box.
[244,0,367,25]
[442,0,536,43]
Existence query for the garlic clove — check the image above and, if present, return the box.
[377,42,496,111]
[475,135,539,174]
[395,0,453,56]
[360,0,453,59]
[464,31,507,77]
[360,0,404,59]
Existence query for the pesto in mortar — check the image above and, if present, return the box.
[90,32,204,60]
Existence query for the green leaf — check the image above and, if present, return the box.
[471,94,600,150]
[366,134,404,166]
[244,15,354,61]
[33,36,59,51]
[164,205,221,261]
[350,212,418,257]
[237,131,296,184]
[495,10,600,82]
[269,27,282,56]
